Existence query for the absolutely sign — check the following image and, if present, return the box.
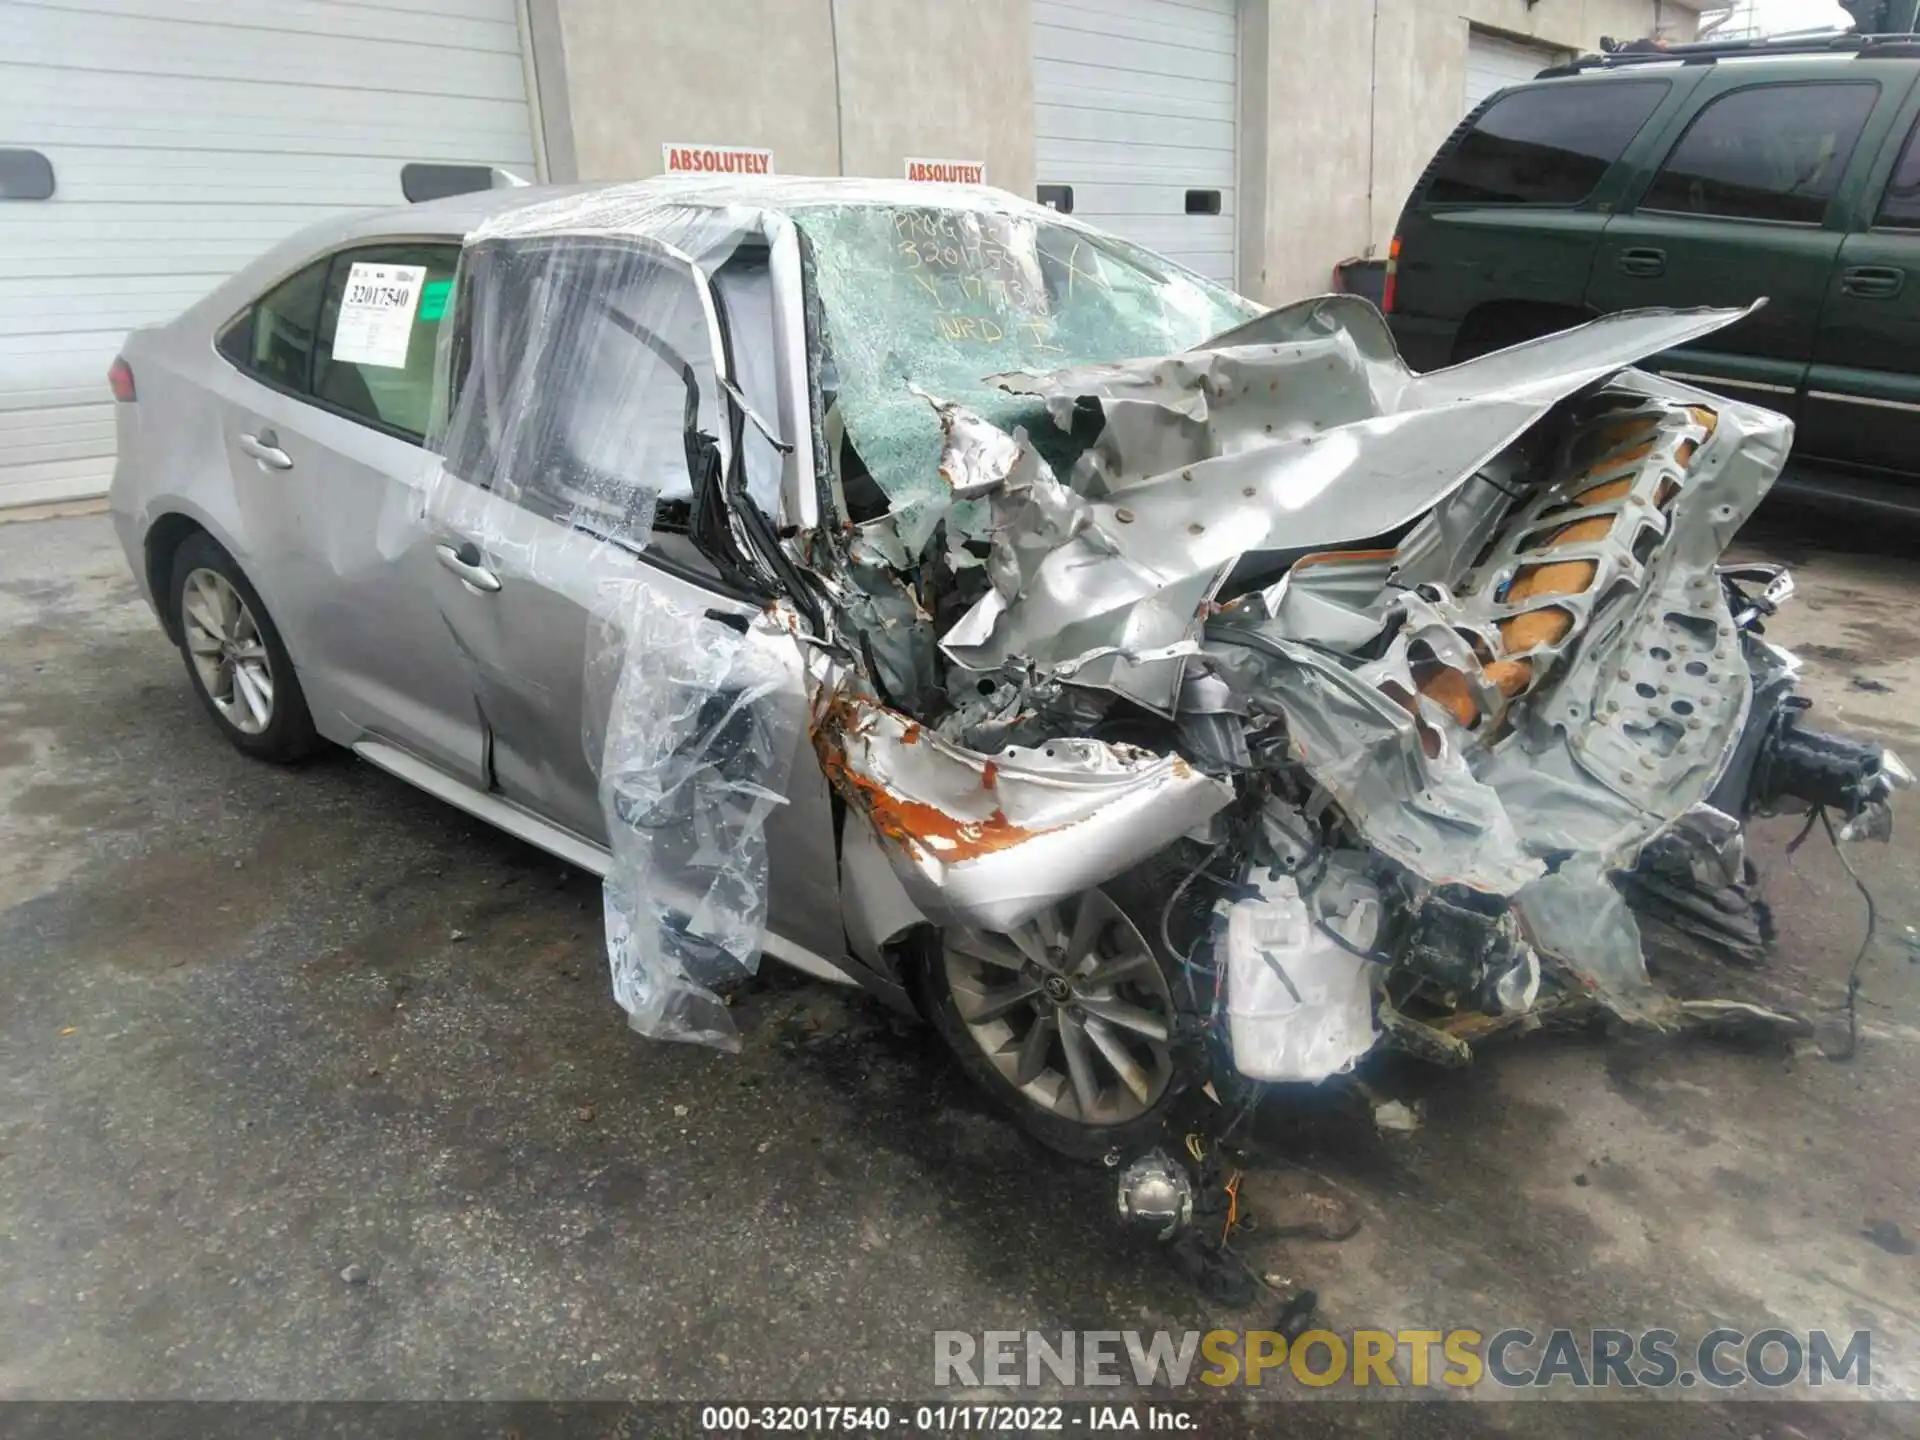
[662,144,774,176]
[906,158,986,184]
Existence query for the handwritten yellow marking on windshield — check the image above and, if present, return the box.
[1063,240,1108,301]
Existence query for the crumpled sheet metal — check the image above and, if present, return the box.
[473,175,1259,551]
[943,302,1762,717]
[1202,627,1545,895]
[812,681,1234,933]
[1472,375,1793,860]
[797,199,1256,554]
[1514,859,1665,1024]
[1187,367,1794,1016]
[590,583,805,1051]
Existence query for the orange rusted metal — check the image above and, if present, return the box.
[834,765,1036,863]
[1416,667,1480,728]
[1401,408,1720,730]
[1571,476,1635,508]
[811,687,1039,864]
[1483,658,1534,696]
[1290,547,1399,572]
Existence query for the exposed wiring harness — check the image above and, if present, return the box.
[1786,804,1882,1063]
[1163,842,1228,1009]
[1824,809,1878,1063]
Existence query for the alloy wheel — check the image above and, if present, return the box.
[181,568,275,735]
[941,889,1177,1126]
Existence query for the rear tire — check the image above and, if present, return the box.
[913,848,1216,1162]
[168,532,321,763]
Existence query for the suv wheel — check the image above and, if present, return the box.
[168,532,320,762]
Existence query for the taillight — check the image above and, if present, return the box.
[1381,235,1402,315]
[108,356,136,402]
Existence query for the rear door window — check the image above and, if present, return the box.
[1641,82,1879,224]
[217,241,460,443]
[1426,80,1670,206]
[1874,113,1920,229]
[312,243,460,442]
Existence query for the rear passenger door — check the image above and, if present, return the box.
[212,240,485,784]
[1803,101,1920,474]
[1588,76,1885,407]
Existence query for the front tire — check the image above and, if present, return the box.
[168,532,320,762]
[914,854,1213,1161]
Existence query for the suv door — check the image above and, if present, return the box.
[1387,75,1682,369]
[1802,100,1920,474]
[211,240,485,784]
[423,236,845,962]
[1586,75,1888,407]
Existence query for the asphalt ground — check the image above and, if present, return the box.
[3,504,1917,1437]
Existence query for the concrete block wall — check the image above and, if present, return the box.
[527,0,1693,306]
[527,0,1034,195]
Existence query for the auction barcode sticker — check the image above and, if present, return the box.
[332,263,427,369]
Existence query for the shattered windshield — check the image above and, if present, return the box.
[795,204,1260,541]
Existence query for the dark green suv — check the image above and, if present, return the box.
[1386,33,1920,507]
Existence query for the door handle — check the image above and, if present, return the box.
[237,428,293,471]
[1617,247,1667,279]
[1842,265,1905,299]
[435,541,501,594]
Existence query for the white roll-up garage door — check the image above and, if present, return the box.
[1032,0,1239,288]
[1464,28,1563,114]
[0,0,540,508]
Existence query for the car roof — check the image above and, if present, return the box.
[183,176,1079,332]
[314,183,593,245]
[176,183,588,331]
[465,175,1076,243]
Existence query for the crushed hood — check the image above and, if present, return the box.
[931,298,1765,718]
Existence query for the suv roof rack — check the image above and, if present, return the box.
[1541,31,1920,77]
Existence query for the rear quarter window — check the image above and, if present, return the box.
[1426,79,1670,206]
[1875,113,1920,229]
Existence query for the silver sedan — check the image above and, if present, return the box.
[110,177,1901,1167]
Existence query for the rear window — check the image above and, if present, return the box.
[1641,81,1878,224]
[1427,80,1669,207]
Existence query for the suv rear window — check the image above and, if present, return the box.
[1642,81,1878,224]
[1426,80,1669,207]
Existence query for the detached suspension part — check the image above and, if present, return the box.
[1749,698,1895,819]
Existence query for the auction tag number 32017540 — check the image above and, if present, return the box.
[332,262,428,370]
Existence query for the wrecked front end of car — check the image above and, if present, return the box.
[432,182,1905,1156]
[811,290,1907,1094]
